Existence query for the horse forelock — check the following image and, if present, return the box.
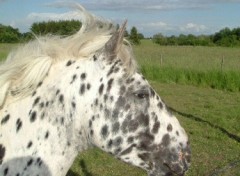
[0,4,136,109]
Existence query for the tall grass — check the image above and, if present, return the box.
[134,40,240,92]
[141,66,240,92]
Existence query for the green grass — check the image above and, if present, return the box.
[1,43,240,176]
[141,66,240,92]
[134,40,240,72]
[134,40,240,92]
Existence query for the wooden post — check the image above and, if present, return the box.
[221,55,224,72]
[160,54,163,66]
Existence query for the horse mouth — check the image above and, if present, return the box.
[147,150,191,176]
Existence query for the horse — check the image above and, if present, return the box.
[0,4,191,176]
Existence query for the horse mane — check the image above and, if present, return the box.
[0,3,136,109]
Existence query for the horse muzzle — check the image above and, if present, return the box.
[148,144,191,176]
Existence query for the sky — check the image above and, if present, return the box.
[0,0,240,37]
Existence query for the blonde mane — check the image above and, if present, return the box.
[0,4,136,109]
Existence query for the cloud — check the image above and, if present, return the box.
[140,21,177,36]
[180,23,207,33]
[147,22,167,27]
[79,0,240,11]
[140,21,209,36]
[27,11,83,22]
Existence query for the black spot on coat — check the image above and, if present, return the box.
[99,84,104,95]
[70,74,77,84]
[59,95,64,104]
[87,83,91,90]
[162,134,170,147]
[101,125,109,139]
[167,124,173,132]
[157,102,164,109]
[80,73,86,80]
[80,84,85,95]
[33,96,40,107]
[3,167,8,175]
[1,114,10,125]
[30,111,37,122]
[0,144,5,164]
[93,55,97,61]
[45,131,49,139]
[66,60,72,66]
[107,79,114,92]
[152,121,160,134]
[16,118,23,132]
[56,89,60,95]
[27,141,33,148]
[37,81,43,88]
[71,102,76,109]
[112,122,120,134]
[27,159,33,166]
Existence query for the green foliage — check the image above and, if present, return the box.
[212,27,240,46]
[30,20,81,36]
[0,24,21,43]
[138,33,144,40]
[129,26,140,45]
[152,33,167,45]
[0,20,81,43]
[153,33,213,46]
[153,27,240,47]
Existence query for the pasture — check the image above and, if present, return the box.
[0,42,240,176]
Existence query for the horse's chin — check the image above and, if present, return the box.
[148,171,185,176]
[147,163,188,176]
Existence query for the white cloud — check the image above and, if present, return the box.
[147,22,168,28]
[180,23,207,33]
[140,21,177,36]
[140,21,210,36]
[80,0,240,11]
[27,11,83,22]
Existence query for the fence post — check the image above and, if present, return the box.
[221,55,224,72]
[160,54,163,66]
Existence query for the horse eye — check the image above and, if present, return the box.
[135,93,149,99]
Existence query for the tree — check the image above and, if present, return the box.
[0,24,21,43]
[124,30,129,38]
[129,26,140,45]
[153,33,167,45]
[138,33,144,40]
[30,20,81,36]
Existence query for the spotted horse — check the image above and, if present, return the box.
[0,4,191,176]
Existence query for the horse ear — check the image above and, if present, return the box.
[104,20,127,59]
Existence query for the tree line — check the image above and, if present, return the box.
[0,20,82,43]
[153,27,240,47]
[0,20,240,47]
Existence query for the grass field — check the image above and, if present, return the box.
[134,40,240,92]
[0,42,240,176]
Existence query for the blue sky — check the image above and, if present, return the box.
[0,0,240,37]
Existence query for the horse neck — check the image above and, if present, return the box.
[24,58,102,175]
[42,57,103,145]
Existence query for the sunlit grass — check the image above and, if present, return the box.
[134,40,240,92]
